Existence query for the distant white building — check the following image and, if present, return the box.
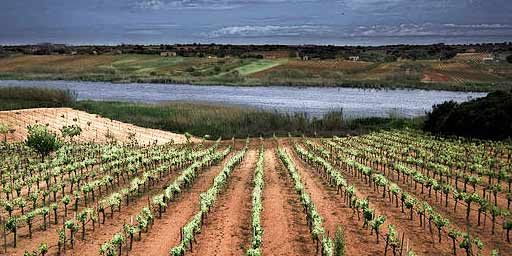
[348,56,360,61]
[482,54,495,62]
[160,51,177,57]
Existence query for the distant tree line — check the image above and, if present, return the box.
[2,42,512,61]
[423,91,512,140]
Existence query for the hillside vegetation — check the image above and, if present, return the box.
[1,53,512,91]
[424,90,512,140]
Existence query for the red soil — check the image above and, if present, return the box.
[68,168,185,256]
[7,153,187,255]
[128,151,236,256]
[6,138,510,256]
[188,150,257,256]
[261,148,316,256]
[288,142,455,256]
[373,162,512,255]
[421,71,451,83]
[286,148,383,256]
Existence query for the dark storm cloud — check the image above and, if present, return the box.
[133,0,326,10]
[206,23,512,39]
[1,0,511,45]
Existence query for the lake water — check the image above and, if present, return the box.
[0,80,487,118]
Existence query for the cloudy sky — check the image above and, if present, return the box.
[1,0,512,45]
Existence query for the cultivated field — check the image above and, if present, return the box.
[0,109,511,256]
[1,54,512,91]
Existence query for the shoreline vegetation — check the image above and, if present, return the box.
[0,86,423,138]
[0,72,506,92]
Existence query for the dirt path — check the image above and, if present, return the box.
[188,150,257,256]
[373,161,512,255]
[285,147,382,256]
[286,147,382,255]
[261,148,316,256]
[128,151,236,256]
[290,143,456,256]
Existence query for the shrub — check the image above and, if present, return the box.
[424,91,512,140]
[25,124,62,161]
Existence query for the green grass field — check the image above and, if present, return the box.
[235,59,287,75]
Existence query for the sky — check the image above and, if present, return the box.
[1,0,512,45]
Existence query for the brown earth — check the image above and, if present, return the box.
[342,138,512,255]
[4,148,199,255]
[261,148,317,256]
[291,141,456,256]
[188,149,256,256]
[422,71,451,83]
[286,147,383,256]
[373,161,512,256]
[4,136,510,256]
[128,151,236,256]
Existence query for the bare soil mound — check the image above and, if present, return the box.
[0,107,188,145]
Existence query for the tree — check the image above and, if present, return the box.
[124,224,138,250]
[62,195,71,218]
[111,232,125,255]
[57,228,65,254]
[507,55,512,64]
[433,215,449,243]
[385,224,401,256]
[463,192,480,221]
[423,91,512,140]
[77,209,88,240]
[490,206,501,234]
[440,49,457,60]
[459,233,473,256]
[423,101,458,134]
[25,124,62,161]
